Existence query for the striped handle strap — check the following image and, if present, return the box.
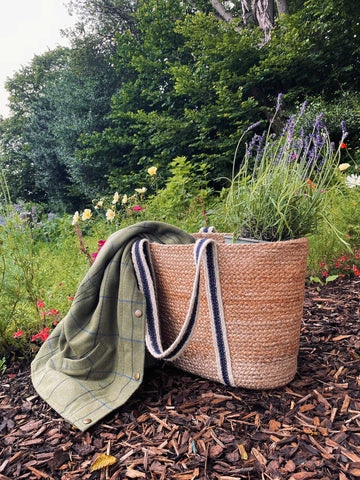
[131,237,235,387]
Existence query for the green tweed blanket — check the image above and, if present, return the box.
[31,221,195,431]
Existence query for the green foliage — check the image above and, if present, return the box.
[0,48,70,204]
[78,4,262,194]
[309,274,339,287]
[0,40,120,211]
[296,92,360,164]
[0,202,88,357]
[0,357,6,375]
[307,183,360,277]
[245,0,360,102]
[1,0,360,213]
[146,156,213,231]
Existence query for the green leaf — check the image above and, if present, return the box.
[325,275,339,284]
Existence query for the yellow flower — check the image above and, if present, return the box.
[112,192,120,204]
[106,209,116,221]
[122,194,128,204]
[339,163,351,172]
[135,187,147,194]
[147,166,157,176]
[72,211,79,225]
[82,209,92,221]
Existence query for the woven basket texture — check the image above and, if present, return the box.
[148,234,309,389]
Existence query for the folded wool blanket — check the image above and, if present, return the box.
[31,221,195,431]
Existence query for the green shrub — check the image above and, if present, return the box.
[145,156,213,232]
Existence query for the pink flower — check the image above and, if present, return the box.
[69,296,74,301]
[91,239,106,260]
[13,330,23,338]
[133,205,145,212]
[37,300,44,308]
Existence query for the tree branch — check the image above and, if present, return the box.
[209,0,236,24]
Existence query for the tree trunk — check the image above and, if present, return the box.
[211,0,289,42]
[275,0,290,16]
[251,0,275,43]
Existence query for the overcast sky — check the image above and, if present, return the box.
[0,0,78,118]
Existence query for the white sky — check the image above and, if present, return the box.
[0,0,78,118]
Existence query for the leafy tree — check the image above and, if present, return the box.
[23,41,121,210]
[64,0,139,50]
[77,0,261,193]
[1,39,121,210]
[0,48,70,203]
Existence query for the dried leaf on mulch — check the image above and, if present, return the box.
[0,277,359,479]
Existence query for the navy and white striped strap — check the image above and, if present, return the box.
[199,226,217,233]
[131,238,235,387]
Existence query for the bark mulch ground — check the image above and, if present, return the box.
[0,277,359,480]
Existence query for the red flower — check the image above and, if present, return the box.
[51,309,58,315]
[13,330,23,338]
[37,300,45,308]
[32,327,51,342]
[353,265,360,276]
[69,296,74,301]
[306,179,315,190]
[340,143,347,149]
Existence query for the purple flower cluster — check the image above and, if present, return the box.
[243,97,348,174]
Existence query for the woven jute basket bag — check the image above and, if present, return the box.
[137,232,309,390]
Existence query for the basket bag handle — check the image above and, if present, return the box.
[131,235,235,387]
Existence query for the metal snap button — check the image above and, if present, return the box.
[134,310,143,317]
[134,372,141,381]
[83,418,92,424]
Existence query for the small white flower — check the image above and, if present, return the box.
[94,199,104,209]
[345,174,360,188]
[112,192,120,204]
[72,211,79,225]
[135,187,147,194]
[122,194,128,204]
